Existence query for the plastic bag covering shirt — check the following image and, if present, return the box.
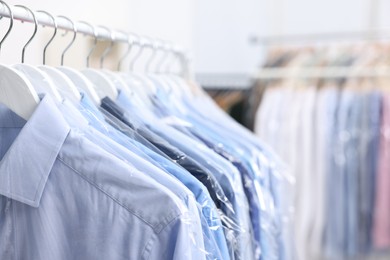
[148,79,290,260]
[55,98,208,258]
[97,111,229,260]
[187,91,295,260]
[145,92,274,260]
[114,92,255,260]
[0,95,203,260]
[100,97,251,260]
[100,98,230,209]
[185,110,283,260]
[150,78,272,256]
[74,93,228,260]
[99,98,232,211]
[146,83,292,260]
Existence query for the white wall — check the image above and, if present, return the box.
[192,0,264,74]
[192,0,390,76]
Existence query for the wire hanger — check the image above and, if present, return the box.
[14,5,36,63]
[163,48,175,74]
[98,29,134,98]
[117,33,135,71]
[0,0,39,120]
[145,39,179,96]
[12,6,62,102]
[145,39,160,73]
[56,20,101,105]
[116,34,155,107]
[129,36,147,72]
[155,41,171,74]
[99,26,114,69]
[59,15,76,66]
[37,10,56,65]
[38,14,81,103]
[127,36,159,102]
[81,25,118,100]
[85,21,98,68]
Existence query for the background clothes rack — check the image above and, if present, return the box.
[251,29,390,46]
[254,44,390,260]
[252,29,390,80]
[255,66,390,79]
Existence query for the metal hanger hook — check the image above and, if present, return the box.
[155,41,171,73]
[14,5,38,63]
[164,47,178,74]
[145,38,161,73]
[0,0,13,57]
[57,15,77,66]
[97,25,114,69]
[129,35,147,72]
[36,10,57,65]
[78,21,97,67]
[117,32,136,71]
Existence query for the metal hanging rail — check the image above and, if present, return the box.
[255,66,390,79]
[251,29,390,46]
[252,30,390,80]
[0,1,190,75]
[0,2,182,49]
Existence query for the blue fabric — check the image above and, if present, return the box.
[145,84,284,260]
[117,89,260,259]
[0,95,204,260]
[147,93,267,259]
[74,94,229,260]
[181,92,294,260]
[101,98,228,207]
[101,96,254,260]
[358,91,382,252]
[345,92,362,257]
[326,89,353,259]
[318,89,340,259]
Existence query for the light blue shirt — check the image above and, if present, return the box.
[116,90,256,260]
[185,92,295,260]
[143,81,282,260]
[73,94,228,260]
[0,95,205,260]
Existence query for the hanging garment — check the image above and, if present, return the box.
[373,93,390,249]
[0,95,206,260]
[73,93,230,260]
[358,91,381,252]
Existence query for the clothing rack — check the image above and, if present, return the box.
[255,66,390,79]
[251,29,390,46]
[251,29,390,80]
[0,1,191,76]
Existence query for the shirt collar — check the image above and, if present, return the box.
[0,95,70,207]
